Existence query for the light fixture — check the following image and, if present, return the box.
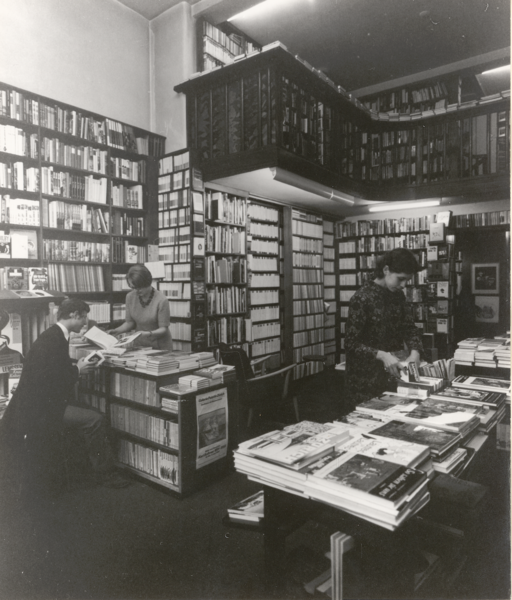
[481,65,510,76]
[368,199,441,213]
[271,167,355,205]
[228,0,304,21]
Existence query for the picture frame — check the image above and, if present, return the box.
[471,263,499,295]
[475,296,499,323]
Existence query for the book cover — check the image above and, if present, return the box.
[368,420,460,456]
[429,222,445,243]
[430,386,506,407]
[6,267,27,290]
[0,235,11,257]
[228,490,264,516]
[310,453,426,507]
[28,267,49,290]
[452,375,510,394]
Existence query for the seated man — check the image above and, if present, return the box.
[0,299,129,499]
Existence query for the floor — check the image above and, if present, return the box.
[0,368,510,600]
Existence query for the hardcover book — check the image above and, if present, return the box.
[430,386,506,408]
[368,420,460,457]
[452,375,510,394]
[309,453,427,508]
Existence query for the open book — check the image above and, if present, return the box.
[84,326,143,355]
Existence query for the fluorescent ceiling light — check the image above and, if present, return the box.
[481,65,510,76]
[271,167,355,205]
[368,199,440,213]
[228,0,303,21]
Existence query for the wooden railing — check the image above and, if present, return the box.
[175,44,510,201]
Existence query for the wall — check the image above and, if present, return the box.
[0,0,151,130]
[152,2,196,152]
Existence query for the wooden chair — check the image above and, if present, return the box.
[244,363,297,428]
[217,344,298,427]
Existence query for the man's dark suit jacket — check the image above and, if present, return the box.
[1,324,79,478]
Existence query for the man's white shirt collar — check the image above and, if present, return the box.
[56,322,70,341]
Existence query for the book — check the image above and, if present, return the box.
[84,326,142,355]
[308,453,427,509]
[357,393,481,435]
[430,386,506,408]
[28,267,49,290]
[0,235,11,257]
[334,432,430,470]
[243,424,351,470]
[452,375,510,394]
[6,267,27,290]
[227,490,264,522]
[368,420,460,458]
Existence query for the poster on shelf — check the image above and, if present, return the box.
[196,387,228,469]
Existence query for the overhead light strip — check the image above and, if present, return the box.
[271,167,355,205]
[368,199,441,213]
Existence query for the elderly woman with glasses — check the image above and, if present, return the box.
[109,264,173,351]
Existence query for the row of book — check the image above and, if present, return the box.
[0,195,40,225]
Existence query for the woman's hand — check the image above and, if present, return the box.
[403,349,421,370]
[376,350,406,378]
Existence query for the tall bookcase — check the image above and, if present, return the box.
[157,149,206,352]
[322,219,336,366]
[246,198,283,369]
[289,209,325,379]
[204,187,248,348]
[0,81,165,334]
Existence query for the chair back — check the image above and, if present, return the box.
[217,343,255,385]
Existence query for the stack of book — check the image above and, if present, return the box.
[454,338,485,366]
[226,490,264,524]
[451,374,510,401]
[178,374,210,389]
[136,352,181,375]
[495,341,511,369]
[356,393,481,438]
[194,364,236,383]
[429,386,507,432]
[194,351,217,368]
[234,420,431,531]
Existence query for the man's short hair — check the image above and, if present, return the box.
[57,299,90,321]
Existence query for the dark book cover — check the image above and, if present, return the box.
[370,420,459,455]
[319,454,426,504]
[192,258,205,281]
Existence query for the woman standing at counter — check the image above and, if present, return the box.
[344,248,423,411]
[109,264,173,351]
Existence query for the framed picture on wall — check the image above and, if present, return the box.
[471,263,500,295]
[475,296,499,323]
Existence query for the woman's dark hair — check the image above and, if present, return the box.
[375,248,422,278]
[126,264,153,289]
[57,299,90,320]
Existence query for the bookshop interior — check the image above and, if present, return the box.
[0,1,511,599]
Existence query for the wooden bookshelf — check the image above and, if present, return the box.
[0,81,165,336]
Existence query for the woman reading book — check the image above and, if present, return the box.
[344,248,424,411]
[109,264,173,351]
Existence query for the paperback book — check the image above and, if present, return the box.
[451,375,510,395]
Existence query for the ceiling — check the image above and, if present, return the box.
[116,0,510,92]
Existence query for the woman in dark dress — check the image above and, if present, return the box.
[344,248,424,411]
